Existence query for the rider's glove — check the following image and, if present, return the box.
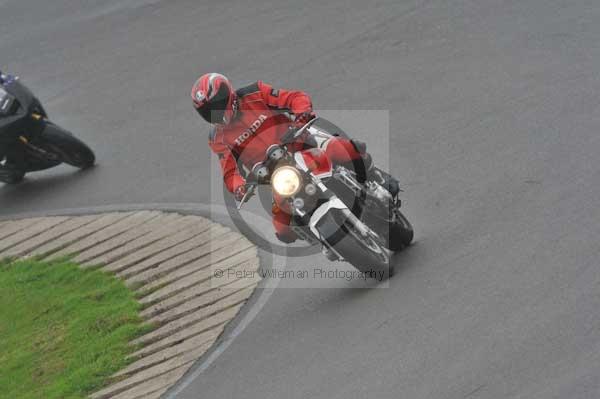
[234,185,247,202]
[294,111,316,127]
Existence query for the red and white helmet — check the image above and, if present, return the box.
[191,73,237,125]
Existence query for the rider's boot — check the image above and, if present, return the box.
[366,162,400,197]
[0,162,25,184]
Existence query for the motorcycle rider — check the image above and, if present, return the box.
[0,70,95,185]
[191,73,398,243]
[0,70,25,183]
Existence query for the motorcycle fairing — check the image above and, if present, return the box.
[294,148,333,178]
[308,196,348,238]
[0,87,18,117]
[0,79,46,140]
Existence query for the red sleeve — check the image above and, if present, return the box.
[209,130,245,193]
[257,81,313,114]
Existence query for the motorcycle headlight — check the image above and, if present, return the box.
[271,166,302,197]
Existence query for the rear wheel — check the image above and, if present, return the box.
[390,208,414,248]
[371,208,414,251]
[362,198,414,251]
[33,124,95,169]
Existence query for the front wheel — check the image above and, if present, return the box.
[318,209,392,278]
[34,124,95,169]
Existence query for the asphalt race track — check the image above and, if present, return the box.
[2,1,600,398]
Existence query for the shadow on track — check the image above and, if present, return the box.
[310,241,424,311]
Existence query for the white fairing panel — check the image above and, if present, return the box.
[294,152,309,172]
[308,197,348,237]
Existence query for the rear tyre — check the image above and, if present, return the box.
[373,208,414,251]
[34,124,95,169]
[362,199,413,251]
[390,209,414,248]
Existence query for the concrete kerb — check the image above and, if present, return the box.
[0,203,281,399]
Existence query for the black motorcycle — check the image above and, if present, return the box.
[0,77,95,184]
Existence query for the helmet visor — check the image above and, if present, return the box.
[196,84,230,124]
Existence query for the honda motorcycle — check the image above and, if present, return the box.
[237,117,413,277]
[0,76,95,184]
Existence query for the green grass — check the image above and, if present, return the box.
[0,258,150,399]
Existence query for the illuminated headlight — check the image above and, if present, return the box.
[271,166,302,197]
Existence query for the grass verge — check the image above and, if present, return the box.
[0,258,150,399]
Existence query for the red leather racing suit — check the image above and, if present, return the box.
[208,81,362,238]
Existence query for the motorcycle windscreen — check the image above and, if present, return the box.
[309,118,350,139]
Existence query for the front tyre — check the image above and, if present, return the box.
[318,209,392,278]
[35,124,95,169]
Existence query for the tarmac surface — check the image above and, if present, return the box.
[2,0,600,398]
